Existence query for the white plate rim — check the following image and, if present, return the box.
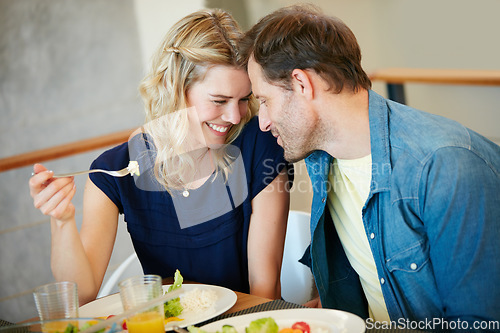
[79,284,237,329]
[200,308,366,333]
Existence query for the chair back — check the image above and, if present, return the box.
[97,252,142,298]
[280,210,315,304]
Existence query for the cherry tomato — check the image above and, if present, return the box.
[292,321,311,333]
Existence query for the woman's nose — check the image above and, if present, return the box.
[221,103,242,124]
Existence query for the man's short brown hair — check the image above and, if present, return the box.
[241,4,371,93]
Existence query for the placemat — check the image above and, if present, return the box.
[198,299,305,327]
[0,319,15,328]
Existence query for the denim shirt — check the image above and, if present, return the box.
[305,90,500,326]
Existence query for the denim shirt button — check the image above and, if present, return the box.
[370,233,375,239]
[321,197,326,203]
[410,263,418,270]
[380,278,385,285]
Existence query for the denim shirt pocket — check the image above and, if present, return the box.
[385,240,430,273]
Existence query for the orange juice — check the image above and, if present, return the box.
[126,311,165,333]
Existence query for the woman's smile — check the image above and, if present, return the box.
[206,122,231,135]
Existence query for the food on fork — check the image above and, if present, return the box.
[126,161,141,176]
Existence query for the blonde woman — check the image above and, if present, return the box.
[29,9,291,305]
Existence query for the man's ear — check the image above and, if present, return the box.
[291,69,314,100]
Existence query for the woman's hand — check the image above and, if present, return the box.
[29,163,77,222]
[303,296,322,308]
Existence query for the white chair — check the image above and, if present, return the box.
[280,210,315,305]
[97,252,142,298]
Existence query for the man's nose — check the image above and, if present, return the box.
[221,103,242,124]
[258,107,271,132]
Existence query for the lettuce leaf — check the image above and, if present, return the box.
[164,269,184,318]
[245,318,279,333]
[168,269,183,292]
[164,296,183,318]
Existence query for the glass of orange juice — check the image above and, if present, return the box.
[118,275,164,333]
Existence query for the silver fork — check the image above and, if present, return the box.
[52,166,132,178]
[172,326,190,333]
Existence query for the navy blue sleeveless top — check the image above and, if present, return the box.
[89,117,290,293]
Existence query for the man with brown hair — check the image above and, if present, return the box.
[242,4,500,329]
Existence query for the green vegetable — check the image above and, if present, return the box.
[164,269,184,318]
[63,323,78,333]
[168,269,183,292]
[245,318,279,333]
[164,296,183,317]
[187,326,210,333]
[186,324,236,333]
[222,325,238,333]
[188,318,278,333]
[56,321,105,333]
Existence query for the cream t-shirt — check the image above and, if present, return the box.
[327,154,390,322]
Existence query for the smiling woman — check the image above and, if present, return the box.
[138,9,258,193]
[28,8,292,305]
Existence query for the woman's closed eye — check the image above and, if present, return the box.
[212,100,227,105]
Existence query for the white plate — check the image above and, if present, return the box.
[79,284,237,330]
[201,308,366,333]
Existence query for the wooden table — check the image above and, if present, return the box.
[226,292,272,314]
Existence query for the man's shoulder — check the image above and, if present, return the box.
[386,103,479,161]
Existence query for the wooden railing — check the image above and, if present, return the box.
[369,68,500,104]
[0,128,135,173]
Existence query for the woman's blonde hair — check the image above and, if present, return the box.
[138,9,257,192]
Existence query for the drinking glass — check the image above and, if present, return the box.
[118,275,164,333]
[32,281,79,332]
[33,281,79,321]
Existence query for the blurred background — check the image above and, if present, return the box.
[1,0,498,322]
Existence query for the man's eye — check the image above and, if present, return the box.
[212,100,226,105]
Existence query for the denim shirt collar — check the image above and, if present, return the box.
[305,90,392,194]
[368,90,392,195]
[304,151,332,233]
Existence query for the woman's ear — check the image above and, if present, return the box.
[291,69,314,100]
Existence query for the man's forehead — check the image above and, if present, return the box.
[247,56,261,76]
[247,57,264,95]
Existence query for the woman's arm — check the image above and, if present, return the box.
[30,164,119,305]
[247,168,290,299]
[75,178,119,303]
